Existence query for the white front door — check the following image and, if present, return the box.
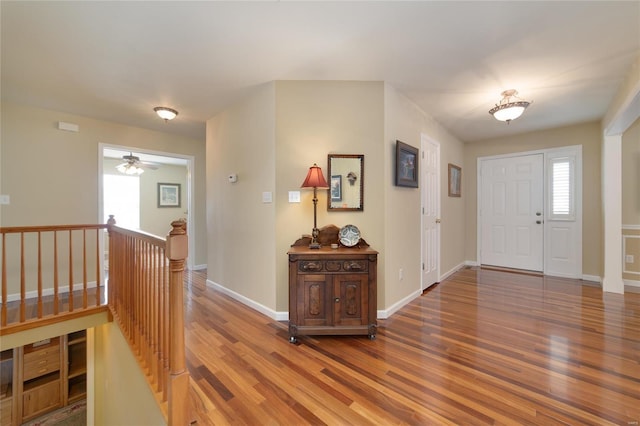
[421,135,440,289]
[480,154,544,271]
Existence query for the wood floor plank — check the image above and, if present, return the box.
[183,268,640,425]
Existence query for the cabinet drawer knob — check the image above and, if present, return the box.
[334,298,340,303]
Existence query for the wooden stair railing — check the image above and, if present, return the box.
[1,223,109,335]
[1,218,190,425]
[107,218,189,425]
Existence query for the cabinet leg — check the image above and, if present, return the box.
[288,324,298,344]
[368,324,377,341]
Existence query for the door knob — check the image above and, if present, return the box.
[435,219,441,224]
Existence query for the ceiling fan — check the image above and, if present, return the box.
[116,152,159,175]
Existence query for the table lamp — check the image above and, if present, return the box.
[301,163,329,249]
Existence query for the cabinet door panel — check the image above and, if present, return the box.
[22,380,61,420]
[333,274,368,326]
[296,275,332,326]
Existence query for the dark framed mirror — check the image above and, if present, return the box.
[327,154,364,211]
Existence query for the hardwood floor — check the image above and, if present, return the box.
[184,267,640,425]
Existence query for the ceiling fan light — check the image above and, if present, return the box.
[154,106,178,121]
[116,163,144,175]
[489,90,531,123]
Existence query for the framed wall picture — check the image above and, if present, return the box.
[158,183,181,208]
[330,175,342,201]
[395,140,419,188]
[448,164,461,197]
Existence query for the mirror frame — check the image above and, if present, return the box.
[327,154,364,211]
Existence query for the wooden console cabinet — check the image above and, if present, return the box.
[288,245,378,343]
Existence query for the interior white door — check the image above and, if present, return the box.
[421,135,440,289]
[480,154,543,271]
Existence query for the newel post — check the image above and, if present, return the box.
[166,220,189,425]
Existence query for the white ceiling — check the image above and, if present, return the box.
[2,1,639,143]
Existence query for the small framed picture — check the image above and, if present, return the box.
[395,140,419,188]
[448,164,461,197]
[158,183,181,208]
[330,175,342,201]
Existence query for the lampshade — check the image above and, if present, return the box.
[489,90,530,123]
[116,163,144,175]
[301,163,329,189]
[154,106,178,121]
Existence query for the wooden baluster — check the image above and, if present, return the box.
[95,228,101,307]
[83,228,88,309]
[37,231,43,318]
[54,231,59,315]
[107,215,116,310]
[163,249,170,403]
[167,220,189,425]
[68,230,74,312]
[1,233,7,326]
[159,248,167,399]
[20,232,25,323]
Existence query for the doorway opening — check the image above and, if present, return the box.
[98,144,195,270]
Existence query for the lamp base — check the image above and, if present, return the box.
[308,242,321,249]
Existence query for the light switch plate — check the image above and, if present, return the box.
[0,195,10,205]
[262,192,273,203]
[288,191,300,203]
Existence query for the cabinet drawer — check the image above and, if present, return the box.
[23,350,60,381]
[22,379,60,420]
[298,259,368,273]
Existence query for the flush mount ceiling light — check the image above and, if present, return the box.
[154,106,178,122]
[489,89,531,123]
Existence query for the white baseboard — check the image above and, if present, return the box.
[1,281,99,303]
[205,279,287,321]
[441,262,467,281]
[624,278,640,288]
[464,260,479,267]
[191,264,207,271]
[377,289,422,320]
[582,274,601,283]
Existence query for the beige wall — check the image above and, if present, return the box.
[0,102,207,267]
[622,117,640,282]
[463,121,603,277]
[207,82,277,310]
[206,81,465,314]
[622,117,640,225]
[275,81,385,310]
[94,323,166,426]
[383,83,465,309]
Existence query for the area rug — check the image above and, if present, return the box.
[23,400,86,426]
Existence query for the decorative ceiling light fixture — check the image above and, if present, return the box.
[489,89,531,123]
[154,106,178,122]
